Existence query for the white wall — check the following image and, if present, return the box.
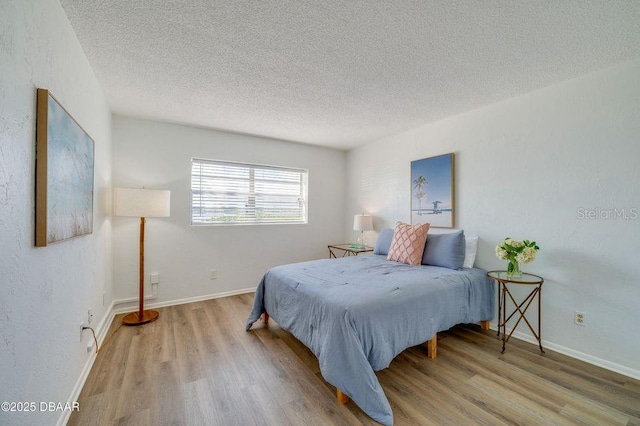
[0,1,113,425]
[112,116,346,308]
[345,58,640,377]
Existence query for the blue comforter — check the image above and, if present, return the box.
[246,255,494,425]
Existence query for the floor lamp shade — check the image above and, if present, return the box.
[115,188,171,218]
[115,187,171,326]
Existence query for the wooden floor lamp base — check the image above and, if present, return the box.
[123,310,159,326]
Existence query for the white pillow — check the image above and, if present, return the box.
[463,235,479,268]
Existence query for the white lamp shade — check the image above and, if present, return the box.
[353,214,373,231]
[115,188,171,218]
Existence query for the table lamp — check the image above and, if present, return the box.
[353,213,373,248]
[115,187,171,325]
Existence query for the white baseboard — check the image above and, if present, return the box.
[489,322,640,381]
[112,282,158,306]
[112,287,257,314]
[57,302,115,426]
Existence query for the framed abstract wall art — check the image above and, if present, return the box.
[35,88,95,246]
[411,153,455,228]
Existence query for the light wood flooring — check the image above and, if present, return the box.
[69,294,640,425]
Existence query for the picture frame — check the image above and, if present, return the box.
[411,153,455,228]
[35,88,95,246]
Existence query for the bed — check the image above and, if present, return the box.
[246,251,494,425]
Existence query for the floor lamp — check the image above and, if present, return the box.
[115,187,171,326]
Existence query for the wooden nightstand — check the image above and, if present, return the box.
[328,244,373,258]
[487,270,545,354]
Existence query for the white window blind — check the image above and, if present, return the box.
[191,158,308,225]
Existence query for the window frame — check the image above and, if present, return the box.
[190,157,309,227]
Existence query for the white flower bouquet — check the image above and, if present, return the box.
[495,238,540,277]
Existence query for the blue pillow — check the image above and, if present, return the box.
[421,230,466,270]
[374,228,394,255]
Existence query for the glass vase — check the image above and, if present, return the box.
[507,260,522,278]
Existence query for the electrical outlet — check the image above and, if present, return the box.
[80,322,85,341]
[150,273,159,284]
[574,311,586,326]
[209,269,218,280]
[87,309,93,325]
[86,341,95,353]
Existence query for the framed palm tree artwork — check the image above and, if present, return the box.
[411,153,455,228]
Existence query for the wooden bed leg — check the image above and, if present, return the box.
[262,312,269,325]
[427,334,437,359]
[480,320,490,331]
[336,388,350,404]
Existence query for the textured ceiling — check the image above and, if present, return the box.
[60,0,640,150]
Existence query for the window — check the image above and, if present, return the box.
[191,158,308,225]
